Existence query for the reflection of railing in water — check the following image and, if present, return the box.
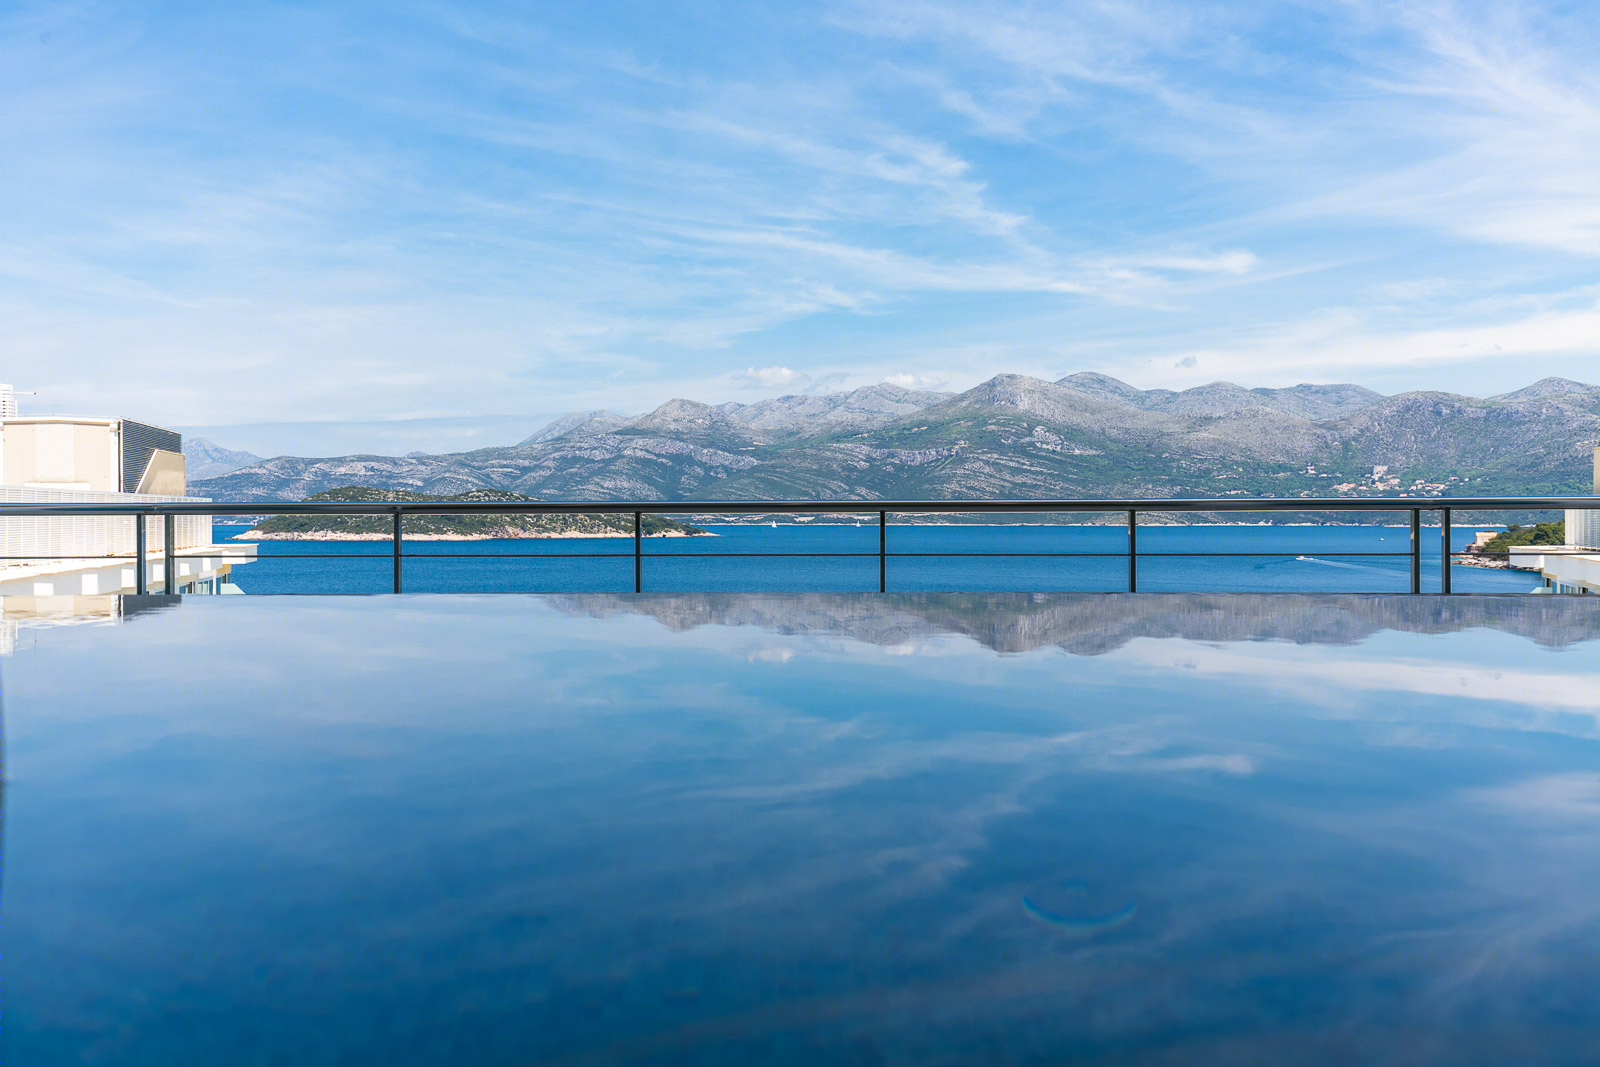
[0,496,1595,595]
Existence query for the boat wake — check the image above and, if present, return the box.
[1295,555,1383,571]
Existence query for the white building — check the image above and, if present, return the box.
[0,414,254,595]
[1513,447,1600,593]
[1565,447,1600,550]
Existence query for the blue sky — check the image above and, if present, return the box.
[4,0,1598,456]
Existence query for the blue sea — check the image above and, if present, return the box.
[214,521,1544,594]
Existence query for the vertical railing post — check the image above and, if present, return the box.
[1440,506,1452,595]
[1409,509,1421,594]
[878,510,887,593]
[633,511,642,593]
[135,512,149,595]
[392,510,403,593]
[162,513,176,595]
[1127,509,1138,592]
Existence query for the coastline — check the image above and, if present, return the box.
[1454,555,1539,571]
[237,528,706,541]
[224,520,1511,539]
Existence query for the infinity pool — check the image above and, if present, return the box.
[2,594,1598,1064]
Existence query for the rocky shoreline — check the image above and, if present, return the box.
[1455,554,1538,571]
[238,528,706,541]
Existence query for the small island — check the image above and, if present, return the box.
[238,486,708,540]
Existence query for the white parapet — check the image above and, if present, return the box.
[0,484,212,556]
[1512,545,1600,594]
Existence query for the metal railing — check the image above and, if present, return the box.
[0,495,1594,595]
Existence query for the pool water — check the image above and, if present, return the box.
[2,593,1597,1064]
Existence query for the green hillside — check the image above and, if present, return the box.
[1478,521,1565,556]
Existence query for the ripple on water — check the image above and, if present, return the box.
[1022,876,1137,935]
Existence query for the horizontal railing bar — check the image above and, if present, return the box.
[245,589,1552,597]
[0,549,1478,562]
[195,553,402,560]
[1131,551,1416,558]
[0,553,399,562]
[0,496,1593,518]
[196,551,1432,561]
[648,551,1129,558]
[0,556,246,563]
[385,552,632,559]
[589,551,877,558]
[137,550,1432,561]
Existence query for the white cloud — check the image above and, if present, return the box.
[884,372,948,390]
[7,0,1600,449]
[734,366,806,389]
[1153,299,1600,385]
[1128,250,1257,275]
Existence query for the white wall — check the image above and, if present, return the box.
[0,485,211,562]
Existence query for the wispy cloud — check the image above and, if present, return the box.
[1148,296,1600,386]
[3,0,1597,451]
[734,365,806,390]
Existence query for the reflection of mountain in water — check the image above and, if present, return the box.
[551,593,1600,656]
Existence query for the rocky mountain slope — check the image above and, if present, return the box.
[517,410,628,446]
[183,437,265,480]
[1054,373,1383,420]
[715,382,953,439]
[191,373,1600,503]
[514,383,953,448]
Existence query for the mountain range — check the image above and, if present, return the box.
[184,437,266,480]
[188,373,1600,502]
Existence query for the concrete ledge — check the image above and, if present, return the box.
[1511,546,1600,593]
[0,543,258,596]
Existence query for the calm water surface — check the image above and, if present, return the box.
[2,593,1597,1064]
[218,522,1544,594]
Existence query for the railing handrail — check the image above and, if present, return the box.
[0,495,1595,517]
[4,495,1591,596]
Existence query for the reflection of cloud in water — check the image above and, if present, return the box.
[1113,639,1600,717]
[1469,773,1600,819]
[3,593,1598,1061]
[1138,752,1255,774]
